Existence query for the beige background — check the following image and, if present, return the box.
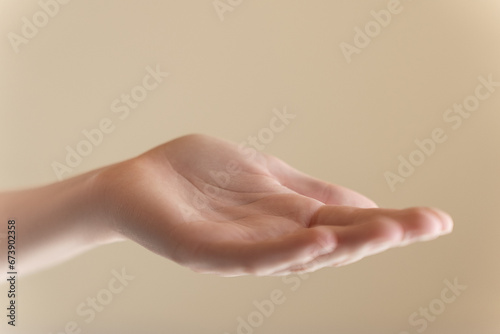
[1,0,500,333]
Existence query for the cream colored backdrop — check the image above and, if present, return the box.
[1,1,499,333]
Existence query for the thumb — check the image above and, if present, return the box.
[189,226,337,276]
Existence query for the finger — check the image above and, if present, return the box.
[189,226,337,277]
[310,205,453,236]
[265,155,377,208]
[273,217,403,275]
[275,207,454,274]
[321,217,406,266]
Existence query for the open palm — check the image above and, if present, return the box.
[102,134,452,276]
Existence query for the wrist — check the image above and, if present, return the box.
[91,151,181,258]
[86,166,129,245]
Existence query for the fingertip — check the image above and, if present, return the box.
[427,207,454,234]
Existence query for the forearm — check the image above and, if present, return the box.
[0,169,120,275]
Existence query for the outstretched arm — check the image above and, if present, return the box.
[0,134,453,276]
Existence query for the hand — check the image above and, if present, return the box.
[98,134,453,276]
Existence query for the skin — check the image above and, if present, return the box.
[0,134,453,276]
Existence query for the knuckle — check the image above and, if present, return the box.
[371,216,404,242]
[309,228,335,253]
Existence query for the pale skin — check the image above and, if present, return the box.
[0,134,453,276]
